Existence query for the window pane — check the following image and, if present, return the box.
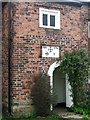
[43,14,47,26]
[50,15,55,27]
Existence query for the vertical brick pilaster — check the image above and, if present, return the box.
[0,1,2,117]
[2,3,9,115]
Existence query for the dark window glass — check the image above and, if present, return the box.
[43,14,47,26]
[50,15,55,27]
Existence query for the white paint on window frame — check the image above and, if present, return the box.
[39,8,60,29]
[88,22,90,38]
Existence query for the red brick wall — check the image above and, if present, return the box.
[0,2,2,116]
[3,2,89,116]
[2,3,9,114]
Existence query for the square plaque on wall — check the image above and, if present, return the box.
[42,46,59,58]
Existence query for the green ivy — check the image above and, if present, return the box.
[59,49,88,107]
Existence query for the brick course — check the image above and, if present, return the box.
[0,2,2,116]
[2,2,89,116]
[2,3,9,115]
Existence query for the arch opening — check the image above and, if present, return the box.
[48,61,73,110]
[53,67,66,108]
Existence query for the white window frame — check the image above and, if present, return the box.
[39,8,60,29]
[88,22,90,38]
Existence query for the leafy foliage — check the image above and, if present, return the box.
[60,49,88,107]
[2,114,61,120]
[72,107,89,120]
[82,87,90,114]
[31,72,51,117]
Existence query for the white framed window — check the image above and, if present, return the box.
[39,8,60,29]
[88,22,90,38]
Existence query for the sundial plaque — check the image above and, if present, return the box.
[42,46,59,58]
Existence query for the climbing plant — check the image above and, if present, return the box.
[59,49,88,107]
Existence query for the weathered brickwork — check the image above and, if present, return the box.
[0,2,2,116]
[2,2,89,116]
[2,3,9,115]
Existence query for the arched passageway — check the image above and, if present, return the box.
[48,61,73,110]
[53,67,66,107]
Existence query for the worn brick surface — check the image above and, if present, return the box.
[0,1,2,116]
[2,3,9,115]
[2,2,89,116]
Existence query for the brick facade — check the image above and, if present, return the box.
[0,2,2,116]
[2,3,9,115]
[2,2,89,116]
